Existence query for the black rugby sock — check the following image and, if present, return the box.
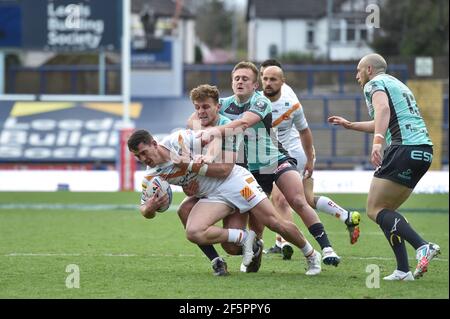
[308,223,332,250]
[376,209,427,250]
[381,227,410,273]
[198,245,219,261]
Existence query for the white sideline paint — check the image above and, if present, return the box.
[0,203,180,211]
[0,203,137,211]
[0,171,119,192]
[3,252,447,262]
[0,170,448,193]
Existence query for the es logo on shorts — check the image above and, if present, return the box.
[411,150,433,162]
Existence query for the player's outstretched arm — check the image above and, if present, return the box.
[328,115,375,133]
[189,160,234,179]
[204,162,234,178]
[221,111,261,132]
[198,112,261,145]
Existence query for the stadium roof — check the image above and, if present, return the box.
[132,0,195,18]
[246,0,348,20]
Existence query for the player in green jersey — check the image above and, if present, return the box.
[197,62,341,272]
[328,53,440,281]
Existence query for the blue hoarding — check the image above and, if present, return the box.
[0,4,21,47]
[0,98,193,162]
[131,39,173,69]
[0,0,120,52]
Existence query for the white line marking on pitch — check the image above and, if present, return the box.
[0,203,180,211]
[326,231,449,237]
[346,256,448,262]
[6,253,82,256]
[3,252,447,262]
[4,253,196,257]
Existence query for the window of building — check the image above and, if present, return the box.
[360,29,368,41]
[330,29,341,42]
[345,18,368,43]
[306,21,315,45]
[347,27,356,42]
[346,18,357,42]
[330,20,341,42]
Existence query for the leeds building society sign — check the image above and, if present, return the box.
[47,2,106,50]
[4,0,121,52]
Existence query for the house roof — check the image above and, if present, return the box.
[132,0,194,18]
[247,0,348,20]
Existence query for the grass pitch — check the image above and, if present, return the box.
[0,192,448,299]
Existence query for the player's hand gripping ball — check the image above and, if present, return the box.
[143,176,172,212]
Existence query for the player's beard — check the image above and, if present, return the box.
[264,88,280,97]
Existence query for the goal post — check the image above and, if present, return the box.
[118,0,135,192]
[118,128,136,191]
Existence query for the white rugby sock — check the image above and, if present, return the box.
[316,196,348,223]
[300,241,314,257]
[228,229,246,245]
[275,234,283,248]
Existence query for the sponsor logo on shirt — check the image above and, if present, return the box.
[254,100,268,113]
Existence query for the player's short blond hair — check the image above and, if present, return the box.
[190,84,220,104]
[232,61,259,83]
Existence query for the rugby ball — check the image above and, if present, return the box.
[144,176,173,212]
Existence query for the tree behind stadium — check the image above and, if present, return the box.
[371,0,449,56]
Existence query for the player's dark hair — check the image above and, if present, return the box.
[260,59,282,69]
[127,129,154,152]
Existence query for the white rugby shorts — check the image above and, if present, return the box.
[199,165,267,213]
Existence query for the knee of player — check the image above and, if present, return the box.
[366,208,379,222]
[273,194,290,210]
[306,195,317,209]
[289,196,310,212]
[264,215,284,233]
[185,226,205,244]
[366,200,382,221]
